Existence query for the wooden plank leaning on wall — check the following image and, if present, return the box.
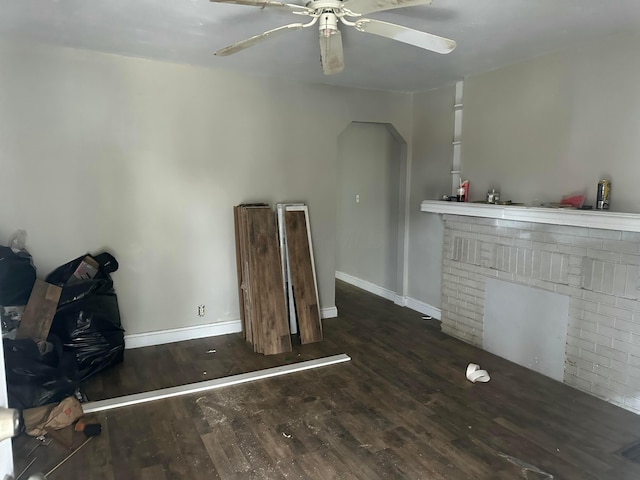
[284,207,323,344]
[234,205,292,355]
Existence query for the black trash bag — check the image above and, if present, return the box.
[46,252,119,307]
[46,253,124,381]
[0,246,36,306]
[3,335,79,409]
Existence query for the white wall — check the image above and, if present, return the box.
[408,30,640,310]
[336,122,401,292]
[463,31,640,212]
[0,41,412,336]
[6,31,637,336]
[406,85,455,308]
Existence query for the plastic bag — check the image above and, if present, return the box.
[8,229,27,253]
[46,252,124,381]
[1,306,24,339]
[0,238,36,338]
[3,335,79,409]
[0,245,36,307]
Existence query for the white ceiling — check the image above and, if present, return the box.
[2,0,640,92]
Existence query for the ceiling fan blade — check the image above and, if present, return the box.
[209,0,312,14]
[319,30,345,75]
[215,23,305,56]
[343,0,432,16]
[354,18,456,54]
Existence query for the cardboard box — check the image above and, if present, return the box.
[15,279,62,341]
[66,256,99,285]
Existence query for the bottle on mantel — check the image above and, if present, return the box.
[457,180,469,202]
[596,179,610,210]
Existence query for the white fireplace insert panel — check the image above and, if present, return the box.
[484,278,570,382]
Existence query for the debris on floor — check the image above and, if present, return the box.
[498,452,554,479]
[46,436,94,478]
[15,457,37,480]
[26,438,52,457]
[23,396,83,437]
[74,416,102,437]
[466,362,491,383]
[17,399,103,479]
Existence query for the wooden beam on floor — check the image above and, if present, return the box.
[82,354,351,413]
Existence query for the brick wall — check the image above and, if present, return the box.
[441,214,640,413]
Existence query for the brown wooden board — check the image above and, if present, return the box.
[242,208,259,350]
[243,208,260,352]
[234,206,255,345]
[285,209,322,344]
[246,207,292,355]
[233,206,247,341]
[234,203,269,347]
[15,279,62,341]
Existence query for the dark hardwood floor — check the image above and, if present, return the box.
[12,280,640,479]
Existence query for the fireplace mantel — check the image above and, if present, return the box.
[421,200,640,233]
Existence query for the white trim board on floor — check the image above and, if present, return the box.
[335,271,441,320]
[124,307,339,350]
[82,354,351,414]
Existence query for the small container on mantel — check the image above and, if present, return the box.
[457,180,470,202]
[596,179,610,210]
[486,189,500,204]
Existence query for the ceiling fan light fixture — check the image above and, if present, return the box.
[319,12,339,37]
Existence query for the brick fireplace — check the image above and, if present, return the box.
[421,201,640,414]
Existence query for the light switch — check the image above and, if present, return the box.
[356,194,360,203]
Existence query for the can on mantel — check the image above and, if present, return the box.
[596,179,610,210]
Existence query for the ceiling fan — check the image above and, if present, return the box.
[209,0,456,75]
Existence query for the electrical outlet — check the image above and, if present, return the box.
[356,194,360,203]
[197,305,205,317]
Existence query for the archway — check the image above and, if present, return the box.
[335,121,408,303]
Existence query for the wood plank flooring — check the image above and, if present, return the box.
[12,280,640,479]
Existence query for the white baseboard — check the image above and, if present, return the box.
[404,297,441,320]
[335,271,397,302]
[321,307,338,319]
[125,306,338,350]
[335,271,441,320]
[394,295,407,307]
[125,319,242,350]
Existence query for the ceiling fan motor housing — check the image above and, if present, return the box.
[319,12,339,37]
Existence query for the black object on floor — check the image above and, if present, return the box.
[46,252,125,382]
